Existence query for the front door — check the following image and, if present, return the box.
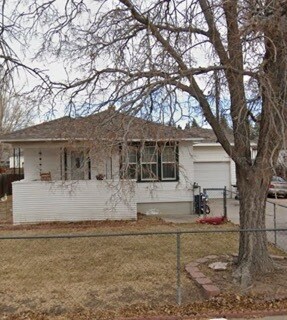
[71,150,85,180]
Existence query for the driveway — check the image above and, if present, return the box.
[210,197,287,227]
[211,197,287,252]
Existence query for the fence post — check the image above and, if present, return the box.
[273,203,277,247]
[223,186,227,219]
[176,232,181,305]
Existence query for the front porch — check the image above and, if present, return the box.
[8,139,196,223]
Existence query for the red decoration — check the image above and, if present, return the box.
[197,216,227,225]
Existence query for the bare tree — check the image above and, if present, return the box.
[0,0,55,166]
[0,84,35,134]
[0,0,54,117]
[4,0,287,285]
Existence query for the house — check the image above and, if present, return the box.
[9,149,24,170]
[0,144,11,171]
[0,108,205,224]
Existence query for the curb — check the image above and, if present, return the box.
[118,309,287,319]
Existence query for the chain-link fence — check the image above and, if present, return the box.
[222,189,287,252]
[266,200,287,251]
[0,228,287,317]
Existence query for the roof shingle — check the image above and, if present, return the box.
[0,109,203,143]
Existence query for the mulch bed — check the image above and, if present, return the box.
[0,212,171,232]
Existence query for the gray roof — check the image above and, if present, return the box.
[186,127,234,143]
[0,109,204,143]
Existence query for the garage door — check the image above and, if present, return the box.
[194,162,230,198]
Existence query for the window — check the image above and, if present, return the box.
[121,146,138,179]
[161,145,177,180]
[141,145,158,181]
[120,142,178,182]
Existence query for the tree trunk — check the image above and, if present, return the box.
[234,166,274,287]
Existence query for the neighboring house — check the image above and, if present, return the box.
[277,150,287,168]
[0,108,204,224]
[0,144,11,170]
[9,149,24,169]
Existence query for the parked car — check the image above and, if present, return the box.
[268,176,287,198]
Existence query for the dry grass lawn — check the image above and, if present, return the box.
[0,195,12,224]
[0,198,285,317]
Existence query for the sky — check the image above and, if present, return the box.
[4,0,228,128]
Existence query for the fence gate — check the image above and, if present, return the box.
[202,187,227,219]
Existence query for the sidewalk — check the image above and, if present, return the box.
[119,314,287,319]
[229,316,287,320]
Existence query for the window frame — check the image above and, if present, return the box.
[121,145,138,180]
[161,144,177,181]
[140,144,159,182]
[120,142,179,182]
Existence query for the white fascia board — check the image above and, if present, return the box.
[1,137,205,144]
[126,138,204,142]
[194,142,258,147]
[193,142,222,147]
[0,138,70,143]
[181,138,204,142]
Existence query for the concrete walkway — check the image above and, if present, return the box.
[159,213,199,224]
[160,198,287,253]
[158,198,234,224]
[159,198,287,229]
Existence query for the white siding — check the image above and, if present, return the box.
[22,144,119,182]
[23,148,41,181]
[13,180,136,224]
[90,152,120,180]
[136,182,193,203]
[15,141,195,219]
[43,148,61,180]
[230,160,236,186]
[23,147,61,181]
[135,141,194,204]
[179,141,194,184]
